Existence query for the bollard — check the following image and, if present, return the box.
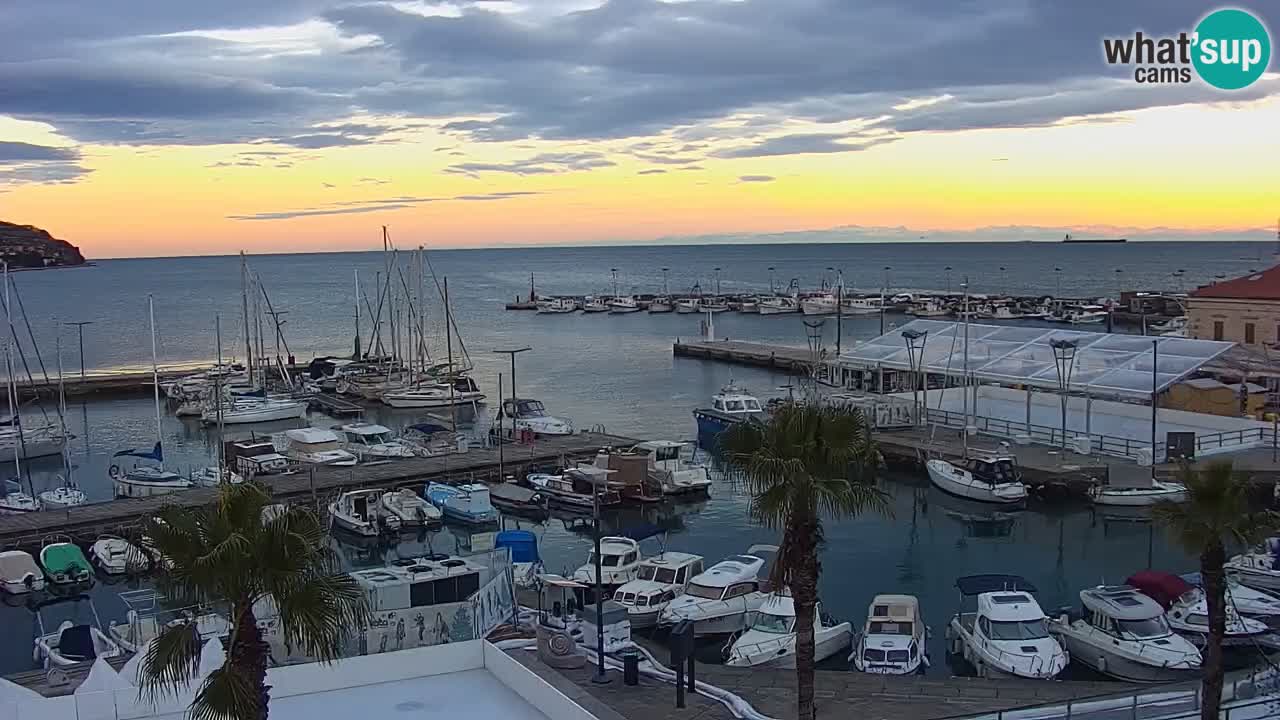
[671,620,692,708]
[621,648,640,686]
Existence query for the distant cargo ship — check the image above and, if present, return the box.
[1062,234,1127,244]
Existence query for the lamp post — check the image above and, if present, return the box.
[1050,338,1078,449]
[493,347,531,442]
[1054,267,1063,299]
[591,469,610,685]
[1151,338,1160,478]
[902,328,928,425]
[63,321,93,381]
[944,266,953,295]
[999,266,1007,295]
[880,266,892,335]
[768,266,776,295]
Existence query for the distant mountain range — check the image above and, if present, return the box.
[0,221,85,269]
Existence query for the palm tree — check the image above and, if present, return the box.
[137,482,367,720]
[1152,461,1278,720]
[717,402,889,720]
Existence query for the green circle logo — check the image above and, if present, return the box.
[1193,8,1271,90]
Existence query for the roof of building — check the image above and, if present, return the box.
[1191,265,1280,300]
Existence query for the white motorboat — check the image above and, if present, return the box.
[112,464,193,498]
[906,299,951,317]
[926,456,1027,505]
[582,297,610,313]
[528,466,622,510]
[329,489,400,537]
[382,374,484,409]
[401,423,465,457]
[0,479,41,513]
[611,552,704,629]
[34,597,123,668]
[88,535,150,575]
[1127,571,1271,647]
[757,296,800,315]
[1180,572,1280,622]
[336,422,416,459]
[200,396,307,425]
[850,594,928,674]
[1226,538,1280,593]
[38,479,87,509]
[600,441,712,497]
[572,536,643,590]
[726,592,852,669]
[189,466,244,487]
[989,304,1022,320]
[1067,305,1109,324]
[0,550,45,594]
[536,297,578,314]
[107,589,230,654]
[1089,479,1187,506]
[496,398,574,437]
[1048,585,1200,683]
[608,296,642,314]
[658,546,777,637]
[273,428,358,466]
[801,294,838,316]
[379,488,442,527]
[424,482,498,524]
[945,574,1068,680]
[675,297,702,314]
[648,297,674,314]
[701,297,730,313]
[738,297,760,313]
[841,296,884,315]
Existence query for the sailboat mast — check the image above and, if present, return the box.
[148,295,163,469]
[962,277,970,459]
[216,315,224,479]
[354,268,361,360]
[3,263,19,483]
[445,276,456,431]
[57,327,71,485]
[241,252,253,387]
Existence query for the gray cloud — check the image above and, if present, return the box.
[445,151,614,176]
[637,168,667,175]
[0,141,90,185]
[738,175,775,183]
[228,190,543,220]
[715,132,899,158]
[227,204,411,220]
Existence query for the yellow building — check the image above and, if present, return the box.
[1162,377,1266,417]
[1188,264,1280,345]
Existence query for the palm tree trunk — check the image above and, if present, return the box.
[1200,543,1227,720]
[789,520,821,720]
[230,603,270,720]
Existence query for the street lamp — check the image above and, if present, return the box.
[1054,267,1063,299]
[880,266,892,335]
[999,266,1007,295]
[492,347,531,442]
[768,266,776,295]
[902,328,928,425]
[63,321,93,381]
[1050,338,1078,449]
[944,266,953,294]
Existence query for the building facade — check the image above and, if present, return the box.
[1188,265,1280,346]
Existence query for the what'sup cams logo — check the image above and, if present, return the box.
[1103,8,1271,89]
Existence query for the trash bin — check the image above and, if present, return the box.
[621,648,640,686]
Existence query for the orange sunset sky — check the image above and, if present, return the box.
[1,1,1277,258]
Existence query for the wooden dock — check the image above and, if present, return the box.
[306,393,365,416]
[0,431,633,549]
[672,340,814,373]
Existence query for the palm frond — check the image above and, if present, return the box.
[187,664,262,720]
[136,622,202,704]
[271,573,368,662]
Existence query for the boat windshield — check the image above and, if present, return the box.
[587,552,621,567]
[637,565,657,581]
[684,583,724,600]
[1117,616,1171,639]
[752,612,793,634]
[988,618,1050,640]
[869,620,912,636]
[517,401,547,416]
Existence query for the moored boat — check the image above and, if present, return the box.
[658,546,777,637]
[1089,479,1187,506]
[726,591,852,668]
[1048,585,1200,682]
[945,574,1068,680]
[926,455,1026,505]
[379,488,442,528]
[850,594,928,674]
[88,536,150,576]
[0,550,45,594]
[425,482,498,524]
[611,551,704,629]
[329,489,401,537]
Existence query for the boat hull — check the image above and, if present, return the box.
[1056,635,1198,683]
[114,478,193,498]
[1090,485,1187,506]
[203,402,307,425]
[382,392,484,409]
[926,460,1025,505]
[728,627,851,669]
[1230,568,1280,593]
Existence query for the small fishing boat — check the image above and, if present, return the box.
[738,296,760,313]
[425,482,498,524]
[40,538,94,589]
[757,296,800,315]
[1048,585,1200,682]
[1127,571,1271,648]
[1181,572,1280,622]
[381,375,485,408]
[1067,305,1108,324]
[906,299,951,317]
[111,460,194,498]
[1089,479,1187,506]
[0,550,45,594]
[945,575,1068,680]
[274,428,358,466]
[850,594,928,674]
[379,488,442,528]
[33,596,123,668]
[612,552,704,629]
[608,296,642,314]
[926,455,1027,505]
[528,466,621,510]
[38,479,87,509]
[659,546,777,637]
[581,296,610,313]
[536,297,578,314]
[329,489,401,537]
[675,291,702,314]
[401,422,464,457]
[487,482,549,518]
[571,536,643,590]
[189,466,244,487]
[1226,538,1280,593]
[599,441,712,497]
[496,398,574,436]
[648,296,674,314]
[495,530,544,590]
[841,296,884,315]
[800,294,838,316]
[726,592,852,668]
[692,382,765,441]
[88,536,150,575]
[701,297,730,313]
[336,422,416,459]
[0,478,40,513]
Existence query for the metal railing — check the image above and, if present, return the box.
[923,408,1152,462]
[1195,427,1275,456]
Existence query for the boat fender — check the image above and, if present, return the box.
[108,464,121,479]
[22,572,34,588]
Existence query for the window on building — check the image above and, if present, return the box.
[1246,323,1256,344]
[1214,321,1224,341]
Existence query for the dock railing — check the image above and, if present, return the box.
[922,408,1153,462]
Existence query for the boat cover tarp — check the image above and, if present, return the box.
[408,423,450,434]
[0,551,39,580]
[1126,571,1193,609]
[114,442,164,461]
[59,625,96,662]
[43,544,90,573]
[955,574,1037,595]
[495,530,540,563]
[618,522,662,542]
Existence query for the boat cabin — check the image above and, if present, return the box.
[857,594,924,669]
[710,385,763,415]
[502,398,551,419]
[962,456,1020,485]
[682,554,768,601]
[236,452,290,477]
[339,423,396,445]
[284,428,344,452]
[351,555,487,612]
[613,552,704,612]
[574,536,642,587]
[1076,586,1175,640]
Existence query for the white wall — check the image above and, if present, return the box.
[483,644,598,720]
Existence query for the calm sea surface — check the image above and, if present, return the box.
[0,241,1270,676]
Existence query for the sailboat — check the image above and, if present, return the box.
[39,331,86,509]
[111,296,193,498]
[0,264,41,513]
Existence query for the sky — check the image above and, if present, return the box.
[0,0,1277,258]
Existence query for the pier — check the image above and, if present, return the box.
[0,431,633,549]
[673,339,815,373]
